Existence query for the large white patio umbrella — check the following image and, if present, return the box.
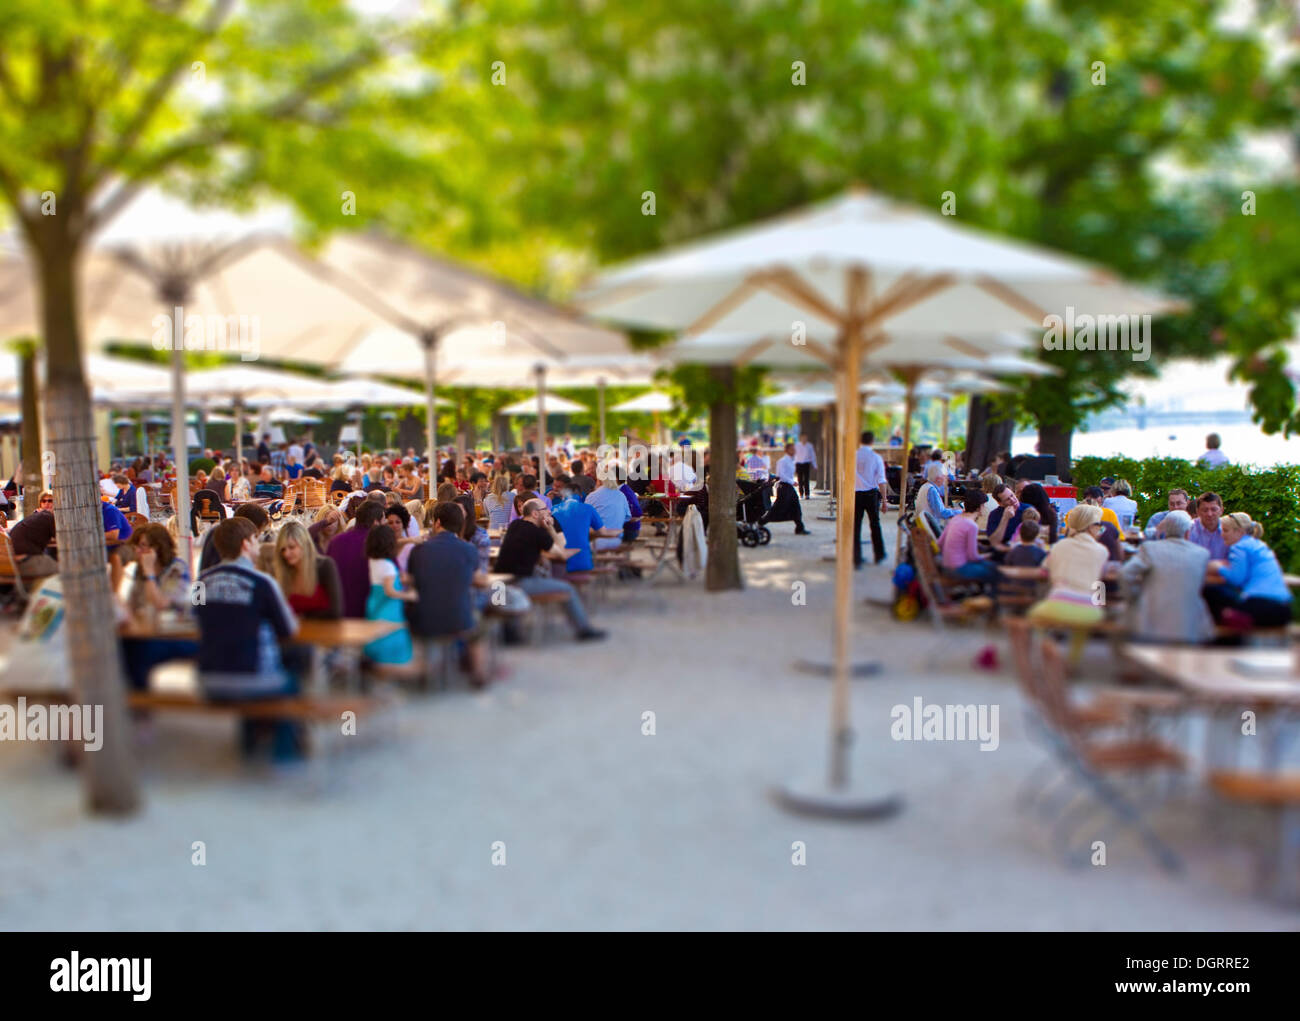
[276,376,444,410]
[759,386,836,408]
[341,344,658,474]
[577,188,1179,819]
[498,393,588,416]
[610,390,674,444]
[610,390,674,413]
[0,221,390,565]
[0,352,175,403]
[293,232,632,464]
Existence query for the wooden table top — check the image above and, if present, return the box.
[121,617,400,647]
[1121,643,1300,705]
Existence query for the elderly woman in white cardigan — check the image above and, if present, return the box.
[1119,510,1214,644]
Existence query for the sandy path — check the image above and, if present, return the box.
[1,496,1295,930]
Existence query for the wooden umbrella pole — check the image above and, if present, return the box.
[535,364,547,494]
[940,396,950,450]
[423,332,438,466]
[597,377,606,446]
[830,323,861,789]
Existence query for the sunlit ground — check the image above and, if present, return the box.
[1,496,1296,930]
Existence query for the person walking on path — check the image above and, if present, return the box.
[854,430,887,568]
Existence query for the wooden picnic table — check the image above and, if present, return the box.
[119,616,401,692]
[120,616,398,647]
[1120,644,1300,707]
[996,561,1121,584]
[1121,642,1300,772]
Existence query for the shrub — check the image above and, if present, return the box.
[188,457,216,476]
[1073,456,1300,573]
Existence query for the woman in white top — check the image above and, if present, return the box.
[1102,478,1139,531]
[483,474,511,530]
[1027,503,1109,663]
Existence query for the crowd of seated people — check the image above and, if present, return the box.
[931,465,1293,646]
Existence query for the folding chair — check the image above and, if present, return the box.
[1207,770,1300,904]
[0,531,30,609]
[1035,633,1186,872]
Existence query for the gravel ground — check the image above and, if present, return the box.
[0,495,1296,930]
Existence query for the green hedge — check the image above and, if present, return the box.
[188,457,216,476]
[1072,456,1300,574]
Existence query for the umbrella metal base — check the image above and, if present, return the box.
[793,658,882,678]
[771,778,903,820]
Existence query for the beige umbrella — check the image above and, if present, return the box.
[579,188,1179,819]
[294,232,631,466]
[610,390,674,444]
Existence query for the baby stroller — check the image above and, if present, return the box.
[736,478,772,547]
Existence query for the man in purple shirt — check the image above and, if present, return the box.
[1186,490,1228,561]
[327,499,385,618]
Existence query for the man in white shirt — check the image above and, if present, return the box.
[667,453,701,492]
[854,430,888,567]
[793,437,817,499]
[1197,432,1228,467]
[761,443,809,535]
[287,437,304,464]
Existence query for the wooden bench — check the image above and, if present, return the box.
[126,690,378,721]
[4,686,386,766]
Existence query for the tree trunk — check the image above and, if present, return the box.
[1036,421,1073,482]
[965,395,1014,475]
[35,225,141,816]
[18,344,42,516]
[706,365,742,591]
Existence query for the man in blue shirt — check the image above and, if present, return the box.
[1187,491,1228,561]
[101,495,132,544]
[1143,488,1190,540]
[407,501,493,686]
[551,480,620,573]
[585,476,632,549]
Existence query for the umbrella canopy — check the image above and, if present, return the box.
[662,327,1032,373]
[0,209,393,561]
[498,393,588,416]
[0,352,175,403]
[576,186,1179,815]
[610,390,674,414]
[578,190,1173,338]
[302,231,632,456]
[265,407,323,425]
[285,376,444,409]
[759,386,836,409]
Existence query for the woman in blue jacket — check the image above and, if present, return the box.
[1207,511,1293,628]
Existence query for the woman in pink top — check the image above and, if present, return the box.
[938,491,998,582]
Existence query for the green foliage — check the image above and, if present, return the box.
[187,457,216,475]
[666,364,766,432]
[449,0,1300,438]
[1074,455,1300,573]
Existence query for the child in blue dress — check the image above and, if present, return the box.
[364,523,419,675]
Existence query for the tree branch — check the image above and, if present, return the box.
[83,0,237,193]
[87,42,387,235]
